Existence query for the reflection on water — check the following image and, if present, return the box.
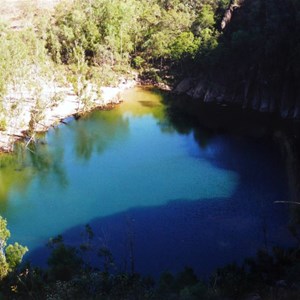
[0,140,67,211]
[73,112,130,160]
[0,87,296,276]
[0,150,32,211]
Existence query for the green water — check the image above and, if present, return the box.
[0,87,239,250]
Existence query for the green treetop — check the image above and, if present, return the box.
[0,216,28,280]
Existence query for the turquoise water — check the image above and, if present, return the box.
[0,87,294,276]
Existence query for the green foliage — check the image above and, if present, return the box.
[43,0,226,78]
[0,26,56,138]
[47,236,83,281]
[133,56,145,69]
[5,243,28,272]
[187,0,300,117]
[1,0,296,124]
[170,32,200,60]
[0,216,10,244]
[193,4,216,35]
[0,217,28,280]
[46,0,138,66]
[0,223,299,299]
[0,0,230,97]
[0,28,48,92]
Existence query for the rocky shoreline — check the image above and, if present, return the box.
[0,77,137,153]
[173,72,300,120]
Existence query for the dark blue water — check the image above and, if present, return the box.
[0,87,295,278]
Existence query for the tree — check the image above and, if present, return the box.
[192,4,215,36]
[170,31,200,60]
[47,235,83,281]
[0,216,28,280]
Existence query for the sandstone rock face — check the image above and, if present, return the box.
[174,76,300,119]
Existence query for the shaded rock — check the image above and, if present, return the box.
[173,76,300,119]
[243,293,261,300]
[174,78,195,94]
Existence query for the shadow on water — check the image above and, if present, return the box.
[0,86,298,278]
[27,97,297,277]
[28,191,295,279]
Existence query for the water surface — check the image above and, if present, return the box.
[0,87,295,276]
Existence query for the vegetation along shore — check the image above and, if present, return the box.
[1,0,300,152]
[0,0,300,298]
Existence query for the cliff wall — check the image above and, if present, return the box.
[174,0,300,119]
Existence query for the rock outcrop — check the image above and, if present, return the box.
[174,75,300,119]
[221,0,243,30]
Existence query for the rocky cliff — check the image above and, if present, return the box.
[174,73,300,119]
[174,0,300,119]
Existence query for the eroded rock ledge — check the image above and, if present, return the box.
[174,76,300,120]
